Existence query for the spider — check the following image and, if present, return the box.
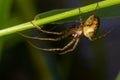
[19,3,112,55]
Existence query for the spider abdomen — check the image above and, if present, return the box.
[83,14,99,40]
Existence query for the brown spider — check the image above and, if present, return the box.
[19,3,112,55]
[19,14,100,54]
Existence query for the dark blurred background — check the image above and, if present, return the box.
[0,0,120,80]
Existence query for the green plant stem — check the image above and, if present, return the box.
[0,0,120,37]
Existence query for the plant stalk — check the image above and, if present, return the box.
[0,0,120,37]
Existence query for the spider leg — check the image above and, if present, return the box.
[90,27,114,41]
[27,38,76,51]
[31,21,65,35]
[18,32,69,41]
[58,38,79,55]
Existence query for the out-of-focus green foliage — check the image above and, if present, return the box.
[0,0,13,60]
[116,72,120,80]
